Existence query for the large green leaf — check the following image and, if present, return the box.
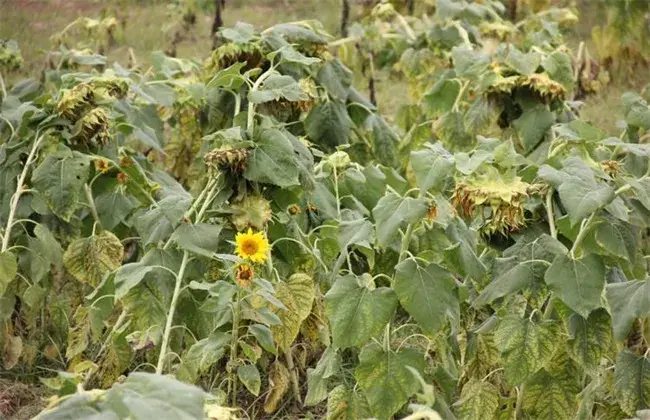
[366,114,398,167]
[0,251,17,295]
[63,231,124,287]
[171,223,222,258]
[614,350,650,416]
[544,253,606,318]
[567,309,612,368]
[504,46,540,76]
[304,101,352,149]
[474,234,566,306]
[248,74,307,104]
[513,103,554,153]
[135,195,191,246]
[410,143,454,194]
[453,379,500,420]
[95,188,140,230]
[244,127,300,188]
[326,384,372,420]
[607,278,650,341]
[372,192,428,248]
[305,347,341,406]
[393,258,459,336]
[317,60,352,101]
[355,343,424,420]
[324,274,398,348]
[424,78,461,117]
[558,179,615,226]
[26,224,63,282]
[494,316,560,385]
[31,149,91,221]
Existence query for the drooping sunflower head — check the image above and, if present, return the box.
[452,170,532,235]
[235,228,271,263]
[235,263,254,288]
[520,73,565,101]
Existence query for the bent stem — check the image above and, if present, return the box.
[2,133,44,253]
[284,349,302,404]
[156,251,190,374]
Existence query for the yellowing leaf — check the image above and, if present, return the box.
[64,231,124,286]
[453,379,500,420]
[264,361,290,414]
[271,273,315,351]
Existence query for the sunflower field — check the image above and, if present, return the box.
[1,0,650,419]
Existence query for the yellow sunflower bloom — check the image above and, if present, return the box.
[234,228,270,263]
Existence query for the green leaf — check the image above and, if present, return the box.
[222,22,255,43]
[305,347,341,406]
[63,231,124,287]
[105,372,207,419]
[114,262,155,300]
[305,101,352,149]
[393,259,459,336]
[435,111,472,149]
[324,274,398,348]
[504,46,540,76]
[135,195,191,246]
[0,251,17,295]
[31,149,91,221]
[544,253,606,318]
[451,46,490,77]
[410,143,454,194]
[607,278,650,341]
[171,223,222,258]
[494,316,561,385]
[595,217,637,261]
[355,343,424,420]
[614,350,650,416]
[542,51,574,90]
[474,234,565,306]
[270,273,315,351]
[244,127,300,188]
[513,103,554,153]
[248,74,307,104]
[95,189,140,230]
[453,379,500,420]
[424,78,461,117]
[567,309,612,368]
[366,114,398,167]
[372,192,428,248]
[248,324,276,355]
[317,60,352,101]
[443,220,486,280]
[558,179,615,226]
[238,364,262,396]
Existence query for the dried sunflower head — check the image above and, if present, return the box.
[600,160,620,177]
[71,107,111,147]
[520,73,565,101]
[235,263,254,288]
[57,83,95,120]
[452,170,531,234]
[479,22,517,40]
[204,146,250,174]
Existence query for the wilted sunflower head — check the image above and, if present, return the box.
[235,263,254,288]
[204,146,250,174]
[57,83,95,120]
[520,73,565,101]
[71,107,111,147]
[452,170,531,234]
[235,228,271,263]
[479,22,516,40]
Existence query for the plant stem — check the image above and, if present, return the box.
[399,223,415,263]
[228,291,241,405]
[2,134,44,253]
[246,67,275,132]
[570,213,596,258]
[333,165,341,221]
[0,72,6,99]
[284,349,302,404]
[545,189,557,239]
[452,81,470,112]
[515,384,526,419]
[84,184,102,231]
[155,251,190,374]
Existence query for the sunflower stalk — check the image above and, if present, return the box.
[228,290,242,405]
[284,349,302,404]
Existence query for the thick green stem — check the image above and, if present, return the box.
[246,68,275,131]
[2,134,44,253]
[545,189,557,239]
[570,213,596,258]
[155,251,190,374]
[84,184,102,231]
[333,166,341,220]
[399,223,415,263]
